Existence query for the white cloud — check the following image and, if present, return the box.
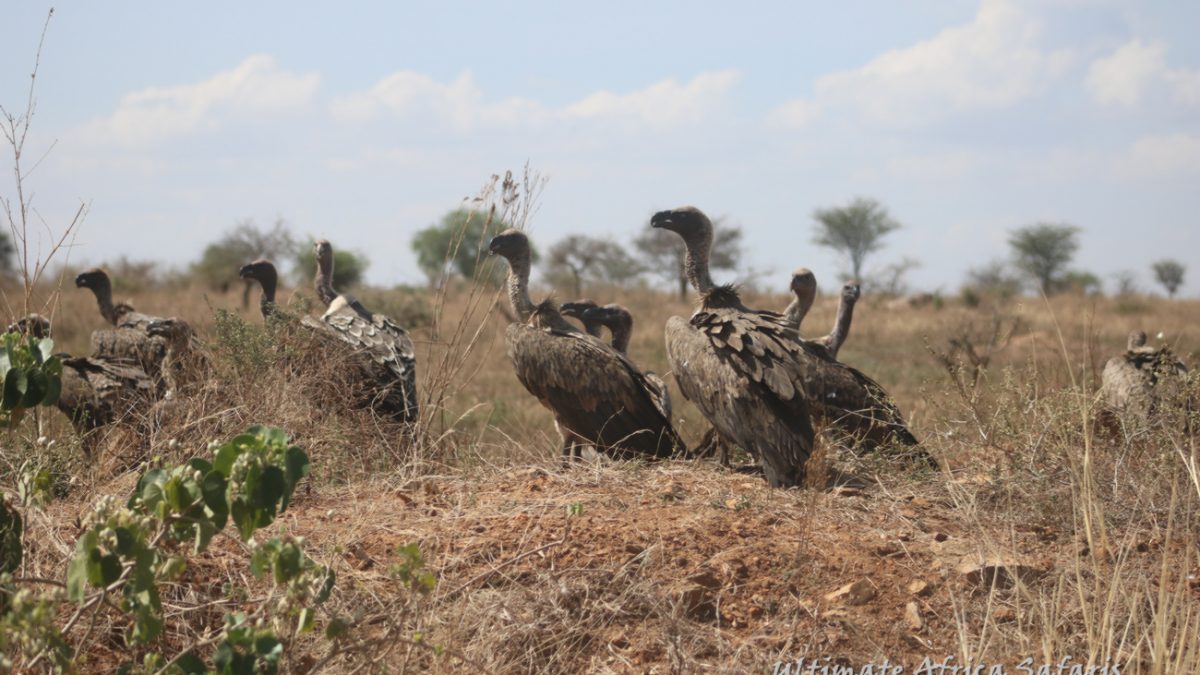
[330,70,544,130]
[772,0,1072,128]
[765,99,818,129]
[1085,39,1165,106]
[332,69,740,132]
[565,70,740,127]
[72,55,319,145]
[1118,133,1200,177]
[1086,39,1200,109]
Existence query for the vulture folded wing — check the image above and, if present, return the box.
[506,323,682,459]
[666,313,814,487]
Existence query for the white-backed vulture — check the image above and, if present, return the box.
[239,258,419,424]
[74,268,158,330]
[56,355,154,447]
[652,207,817,487]
[5,314,51,339]
[782,268,817,330]
[310,240,418,424]
[560,300,602,337]
[581,303,673,420]
[489,229,684,462]
[1098,330,1190,428]
[313,239,339,308]
[818,281,860,359]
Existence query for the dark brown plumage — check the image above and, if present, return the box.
[560,299,602,337]
[581,303,673,420]
[653,207,816,487]
[146,318,210,398]
[490,229,684,462]
[5,314,51,339]
[783,270,926,462]
[74,268,158,330]
[56,355,154,445]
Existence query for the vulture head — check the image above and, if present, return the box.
[581,304,633,335]
[650,206,713,246]
[841,281,861,304]
[488,228,532,263]
[239,259,277,286]
[74,268,112,292]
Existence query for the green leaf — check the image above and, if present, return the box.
[193,518,217,554]
[41,370,61,406]
[187,457,214,474]
[213,442,240,477]
[37,337,55,363]
[171,653,207,675]
[66,548,90,601]
[275,541,301,584]
[22,369,47,408]
[135,469,169,510]
[96,551,122,587]
[4,368,27,410]
[230,500,256,542]
[256,466,285,513]
[296,607,314,636]
[201,471,228,530]
[281,447,309,510]
[325,617,348,640]
[112,527,137,556]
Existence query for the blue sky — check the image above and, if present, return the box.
[2,1,1198,295]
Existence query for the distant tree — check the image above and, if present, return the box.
[544,235,642,297]
[868,257,921,296]
[1060,270,1102,296]
[812,197,901,281]
[634,218,745,300]
[1152,259,1185,298]
[0,231,15,275]
[411,208,528,287]
[192,218,298,306]
[1008,222,1080,294]
[292,241,368,292]
[1112,270,1138,297]
[963,260,1023,300]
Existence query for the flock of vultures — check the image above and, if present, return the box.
[10,206,1189,486]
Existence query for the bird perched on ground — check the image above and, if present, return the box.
[490,228,685,463]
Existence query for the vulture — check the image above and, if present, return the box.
[489,228,684,462]
[782,268,817,330]
[580,303,673,420]
[560,300,603,338]
[75,268,171,392]
[309,240,419,424]
[56,356,154,444]
[146,318,209,398]
[653,206,826,487]
[1098,330,1190,429]
[239,257,419,424]
[781,268,860,359]
[75,268,158,330]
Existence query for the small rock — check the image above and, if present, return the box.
[824,579,876,606]
[874,543,901,557]
[907,579,933,597]
[933,532,949,542]
[904,601,923,630]
[958,559,1046,588]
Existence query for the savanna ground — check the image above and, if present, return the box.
[2,267,1199,673]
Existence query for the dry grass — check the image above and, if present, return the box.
[3,267,1199,672]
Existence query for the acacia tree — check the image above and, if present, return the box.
[411,208,525,287]
[812,197,901,281]
[634,219,745,300]
[1008,222,1080,294]
[1152,259,1185,298]
[544,235,642,298]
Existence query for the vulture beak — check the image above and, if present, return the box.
[487,238,501,255]
[650,210,673,229]
[238,264,254,279]
[74,273,87,287]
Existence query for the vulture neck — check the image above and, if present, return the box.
[90,278,118,325]
[315,255,337,307]
[505,252,536,322]
[608,321,631,355]
[681,234,716,294]
[580,319,603,338]
[257,273,278,320]
[783,291,815,329]
[824,294,856,354]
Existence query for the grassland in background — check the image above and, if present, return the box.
[2,275,1198,672]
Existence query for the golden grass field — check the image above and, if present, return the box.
[2,267,1199,673]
